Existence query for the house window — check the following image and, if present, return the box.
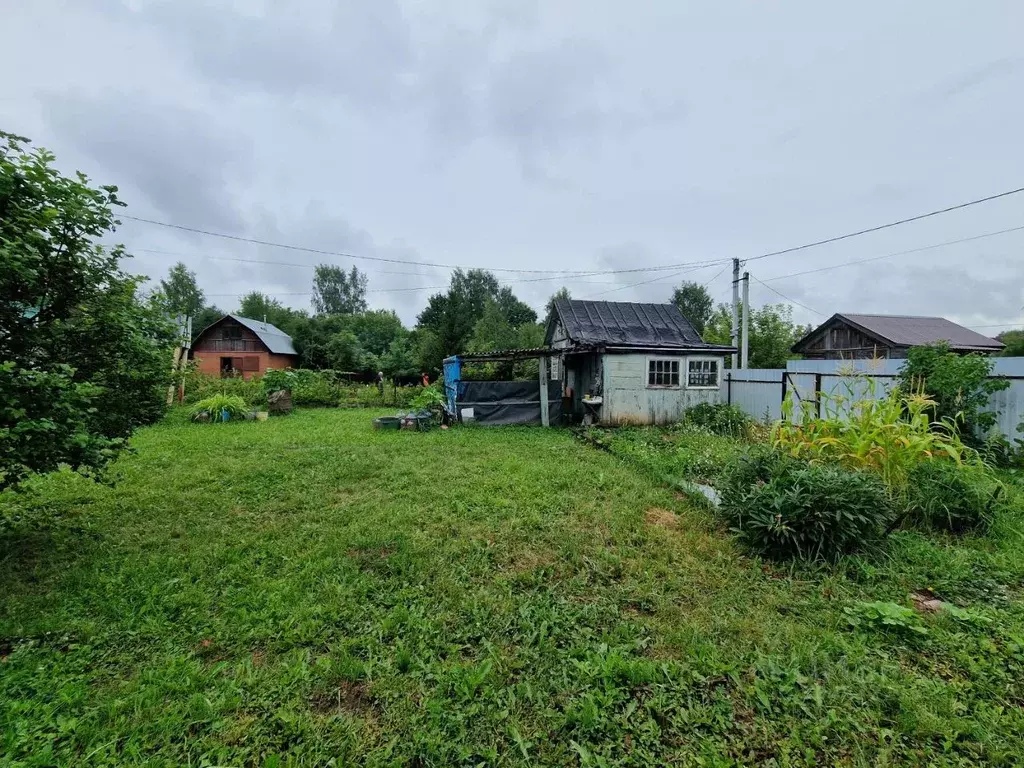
[647,358,680,388]
[687,358,719,388]
[242,356,260,372]
[223,325,242,340]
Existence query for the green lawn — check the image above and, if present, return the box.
[1,410,1022,766]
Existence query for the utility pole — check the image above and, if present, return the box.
[741,271,750,369]
[730,258,740,370]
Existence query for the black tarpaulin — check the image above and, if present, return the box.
[456,381,562,425]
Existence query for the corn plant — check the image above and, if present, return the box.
[773,375,983,499]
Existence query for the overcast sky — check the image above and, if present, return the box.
[4,1,1023,332]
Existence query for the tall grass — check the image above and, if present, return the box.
[774,375,984,499]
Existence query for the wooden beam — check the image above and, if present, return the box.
[539,356,550,427]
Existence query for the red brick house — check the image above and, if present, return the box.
[191,314,298,379]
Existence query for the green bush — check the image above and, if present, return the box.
[896,342,1009,445]
[904,460,1003,533]
[291,374,340,407]
[682,402,751,437]
[189,394,250,422]
[720,448,893,561]
[182,368,265,406]
[262,368,295,394]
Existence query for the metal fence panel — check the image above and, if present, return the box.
[721,369,785,422]
[721,357,1024,439]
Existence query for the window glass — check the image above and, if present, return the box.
[647,358,680,387]
[687,359,719,387]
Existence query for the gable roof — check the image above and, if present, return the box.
[547,299,733,351]
[794,313,1003,353]
[197,314,297,355]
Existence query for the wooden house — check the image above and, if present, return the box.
[191,314,298,379]
[792,313,1004,359]
[546,299,735,425]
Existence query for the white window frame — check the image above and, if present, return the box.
[646,356,682,389]
[686,357,720,389]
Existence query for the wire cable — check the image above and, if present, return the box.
[749,274,823,316]
[740,186,1024,266]
[759,224,1024,283]
[119,185,1024,276]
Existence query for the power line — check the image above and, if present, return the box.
[759,223,1024,283]
[120,215,723,276]
[580,263,717,300]
[127,245,730,283]
[749,274,823,316]
[741,185,1024,266]
[119,184,1024,278]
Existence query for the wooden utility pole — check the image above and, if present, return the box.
[166,315,191,406]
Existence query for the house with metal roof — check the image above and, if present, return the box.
[792,313,1004,360]
[546,299,735,425]
[190,314,298,379]
[442,300,734,427]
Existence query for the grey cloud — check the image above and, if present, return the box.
[43,90,251,232]
[120,0,672,177]
[244,204,447,322]
[138,0,414,106]
[7,0,1024,332]
[848,266,1023,326]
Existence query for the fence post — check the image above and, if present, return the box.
[780,369,788,414]
[726,371,732,405]
[814,372,823,418]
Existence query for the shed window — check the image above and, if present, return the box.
[647,358,680,388]
[687,359,719,388]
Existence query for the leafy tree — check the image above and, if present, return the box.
[348,310,408,359]
[0,131,173,492]
[468,300,519,354]
[312,265,368,315]
[897,342,1009,442]
[494,286,537,328]
[192,305,224,337]
[704,301,803,369]
[290,315,346,369]
[417,269,536,370]
[156,261,205,319]
[997,329,1024,357]
[671,281,714,335]
[544,287,571,326]
[236,291,306,336]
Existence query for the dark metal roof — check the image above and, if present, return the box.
[547,299,733,351]
[794,313,1004,353]
[195,314,298,355]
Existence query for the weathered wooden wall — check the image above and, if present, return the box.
[800,320,893,359]
[602,353,723,425]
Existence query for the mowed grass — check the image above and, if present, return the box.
[1,410,1023,766]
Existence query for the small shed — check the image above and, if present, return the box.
[547,299,735,425]
[792,313,1004,360]
[191,314,298,379]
